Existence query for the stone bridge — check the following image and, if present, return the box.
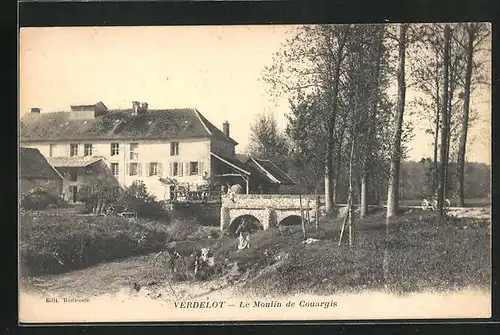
[220,194,322,234]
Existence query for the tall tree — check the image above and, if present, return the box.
[437,25,451,218]
[262,24,351,213]
[248,112,288,168]
[386,24,409,221]
[456,23,490,207]
[359,25,386,218]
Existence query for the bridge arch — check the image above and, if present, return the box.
[278,215,303,226]
[229,215,263,236]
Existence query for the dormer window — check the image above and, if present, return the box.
[170,142,179,156]
[84,143,93,156]
[111,143,119,156]
[70,144,79,157]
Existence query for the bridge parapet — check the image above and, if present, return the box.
[220,194,321,234]
[221,194,320,209]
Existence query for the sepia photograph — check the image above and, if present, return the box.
[18,24,491,323]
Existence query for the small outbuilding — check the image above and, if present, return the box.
[20,147,64,198]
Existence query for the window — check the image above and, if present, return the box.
[111,163,119,177]
[149,162,158,176]
[170,142,179,156]
[189,162,199,175]
[69,170,78,181]
[130,143,138,160]
[70,144,79,157]
[111,143,119,156]
[84,143,93,156]
[172,162,179,176]
[129,162,139,176]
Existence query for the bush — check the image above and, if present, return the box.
[19,212,171,276]
[19,210,222,277]
[116,181,165,218]
[21,189,66,210]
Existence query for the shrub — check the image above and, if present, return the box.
[165,216,201,241]
[116,181,165,218]
[19,211,171,276]
[21,189,66,210]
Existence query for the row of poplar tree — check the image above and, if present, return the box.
[249,23,490,223]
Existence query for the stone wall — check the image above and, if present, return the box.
[220,194,321,234]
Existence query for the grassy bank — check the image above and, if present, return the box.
[209,210,491,295]
[19,210,220,277]
[20,207,491,297]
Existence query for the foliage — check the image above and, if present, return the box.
[116,180,165,218]
[19,210,221,277]
[77,174,120,214]
[21,188,67,210]
[248,112,289,170]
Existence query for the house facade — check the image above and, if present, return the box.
[46,157,119,203]
[20,102,238,201]
[19,147,63,198]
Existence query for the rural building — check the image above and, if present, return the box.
[19,147,63,198]
[46,157,119,203]
[20,101,295,200]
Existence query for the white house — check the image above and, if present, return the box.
[20,101,238,201]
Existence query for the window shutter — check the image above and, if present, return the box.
[179,162,183,176]
[185,162,190,176]
[138,163,142,176]
[158,162,163,177]
[169,163,173,176]
[146,163,150,176]
[126,163,129,176]
[199,161,204,175]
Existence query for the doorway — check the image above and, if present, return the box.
[70,186,78,203]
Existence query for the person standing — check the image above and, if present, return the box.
[235,218,251,251]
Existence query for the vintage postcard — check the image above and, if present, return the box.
[18,24,492,323]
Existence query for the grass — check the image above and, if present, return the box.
[209,208,491,295]
[19,210,220,277]
[20,206,491,297]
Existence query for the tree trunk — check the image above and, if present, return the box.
[324,27,350,213]
[433,45,441,195]
[348,135,356,246]
[361,26,385,218]
[386,24,408,222]
[360,174,368,217]
[299,192,306,240]
[324,131,334,213]
[438,25,451,219]
[444,77,454,201]
[457,25,474,207]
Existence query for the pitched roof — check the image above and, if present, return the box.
[215,152,296,185]
[20,147,63,180]
[20,108,238,145]
[46,157,104,168]
[251,157,296,185]
[211,152,251,175]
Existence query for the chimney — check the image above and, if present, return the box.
[140,102,148,113]
[223,121,230,137]
[30,107,41,114]
[132,101,140,115]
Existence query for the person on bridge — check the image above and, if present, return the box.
[236,218,251,251]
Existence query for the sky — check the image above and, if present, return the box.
[19,25,491,164]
